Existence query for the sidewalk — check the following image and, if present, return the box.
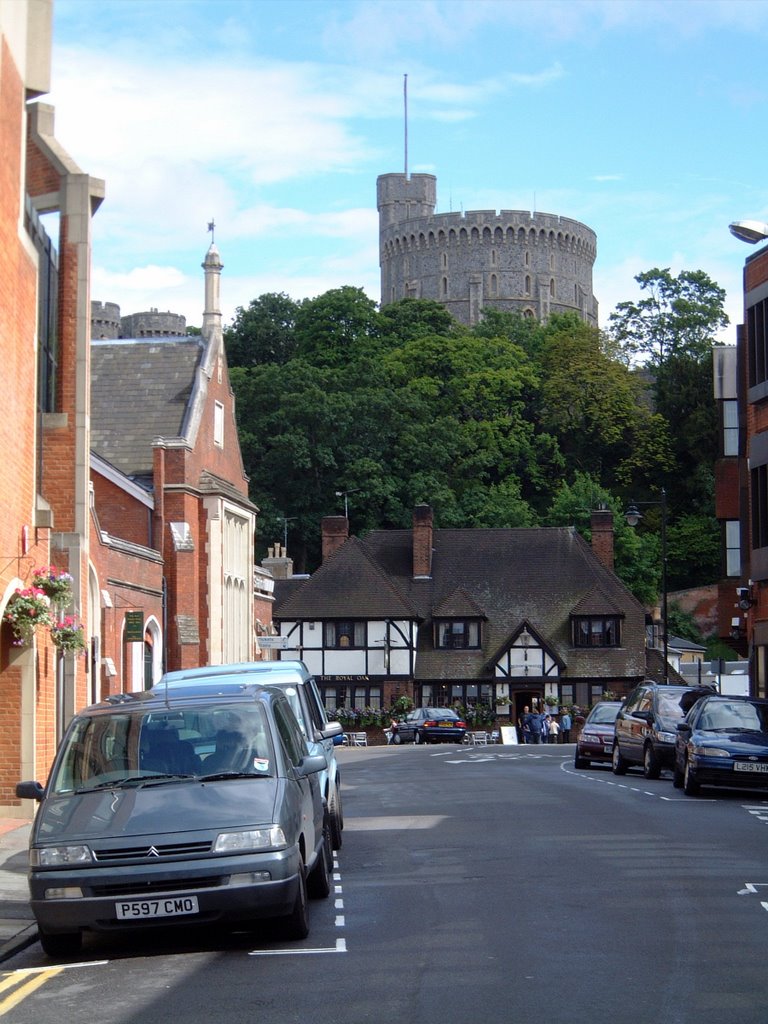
[0,818,36,962]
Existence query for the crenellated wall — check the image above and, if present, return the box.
[377,172,598,327]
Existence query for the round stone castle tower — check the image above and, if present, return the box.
[377,173,598,327]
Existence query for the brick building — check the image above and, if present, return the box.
[724,238,768,694]
[90,243,259,688]
[0,0,103,813]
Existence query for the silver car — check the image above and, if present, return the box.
[160,661,345,848]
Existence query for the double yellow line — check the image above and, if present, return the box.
[0,966,64,1016]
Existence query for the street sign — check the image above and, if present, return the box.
[258,635,290,649]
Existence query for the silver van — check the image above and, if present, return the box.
[159,661,345,848]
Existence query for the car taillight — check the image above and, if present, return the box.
[424,720,437,728]
[456,720,466,729]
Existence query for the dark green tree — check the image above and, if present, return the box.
[224,292,299,367]
[608,267,729,367]
[294,286,380,366]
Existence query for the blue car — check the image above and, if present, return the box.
[674,694,768,796]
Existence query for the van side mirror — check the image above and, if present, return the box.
[317,721,343,742]
[16,780,44,802]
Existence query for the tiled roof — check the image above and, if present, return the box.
[277,537,420,619]
[274,524,648,683]
[91,337,203,477]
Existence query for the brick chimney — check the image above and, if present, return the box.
[322,515,349,562]
[413,504,433,578]
[590,507,614,571]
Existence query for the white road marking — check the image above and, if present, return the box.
[249,938,347,956]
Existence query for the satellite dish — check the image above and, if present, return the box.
[729,220,768,244]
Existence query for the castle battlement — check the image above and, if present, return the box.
[377,172,598,327]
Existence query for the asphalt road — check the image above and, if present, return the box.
[3,743,768,1023]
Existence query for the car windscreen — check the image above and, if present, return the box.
[699,701,768,732]
[49,702,275,794]
[427,709,458,720]
[657,691,689,720]
[278,686,307,738]
[588,704,620,725]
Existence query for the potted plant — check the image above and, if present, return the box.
[3,587,52,646]
[32,566,74,607]
[50,616,87,654]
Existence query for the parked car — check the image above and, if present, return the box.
[674,694,768,796]
[612,683,705,779]
[159,661,345,849]
[394,707,467,744]
[16,681,331,958]
[574,701,622,768]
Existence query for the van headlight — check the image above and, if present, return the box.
[214,827,287,852]
[31,845,93,867]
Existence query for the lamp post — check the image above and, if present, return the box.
[625,488,668,685]
[279,515,296,551]
[335,488,360,519]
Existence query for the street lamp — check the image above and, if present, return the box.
[278,515,296,551]
[335,488,360,519]
[625,488,668,684]
[729,220,768,245]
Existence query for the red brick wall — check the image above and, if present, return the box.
[92,471,154,547]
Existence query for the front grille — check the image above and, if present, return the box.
[93,841,212,862]
[93,875,225,898]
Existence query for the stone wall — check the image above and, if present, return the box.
[378,172,598,327]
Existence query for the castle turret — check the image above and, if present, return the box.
[377,170,598,328]
[377,173,436,230]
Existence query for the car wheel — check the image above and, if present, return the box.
[683,757,700,797]
[414,730,422,745]
[328,782,343,851]
[393,732,402,744]
[611,742,627,775]
[39,928,82,959]
[574,752,588,769]
[278,862,310,940]
[307,819,332,900]
[643,743,661,780]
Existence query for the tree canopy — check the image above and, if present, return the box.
[225,283,725,604]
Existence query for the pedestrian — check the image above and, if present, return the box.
[560,710,572,743]
[548,716,560,744]
[527,707,542,744]
[521,705,533,744]
[541,714,550,743]
[386,718,399,744]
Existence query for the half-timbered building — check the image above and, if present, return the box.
[272,505,650,726]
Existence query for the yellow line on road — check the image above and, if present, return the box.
[0,967,64,1016]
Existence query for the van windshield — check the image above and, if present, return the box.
[50,702,275,794]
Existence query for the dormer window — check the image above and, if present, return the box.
[435,619,480,649]
[572,616,620,648]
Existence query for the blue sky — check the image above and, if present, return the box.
[49,0,768,339]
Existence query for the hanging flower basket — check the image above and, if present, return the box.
[32,566,74,607]
[3,587,53,646]
[50,616,87,654]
